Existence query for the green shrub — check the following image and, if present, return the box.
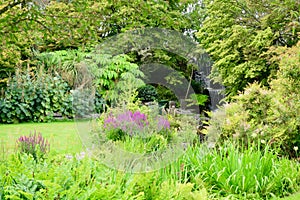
[137,84,158,102]
[206,42,300,157]
[71,88,99,118]
[156,84,178,102]
[36,49,88,87]
[206,83,273,146]
[87,54,145,103]
[268,43,300,157]
[0,69,73,123]
[106,128,126,141]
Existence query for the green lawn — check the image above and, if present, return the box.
[0,121,83,156]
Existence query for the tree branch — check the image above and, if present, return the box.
[0,0,26,16]
[234,0,261,25]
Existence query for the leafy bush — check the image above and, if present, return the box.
[155,84,178,102]
[206,42,300,157]
[71,89,99,118]
[206,83,273,145]
[16,131,50,161]
[87,54,145,103]
[36,49,89,87]
[105,128,126,142]
[137,84,158,102]
[0,70,73,123]
[268,43,300,157]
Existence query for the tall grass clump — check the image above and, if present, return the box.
[183,143,300,199]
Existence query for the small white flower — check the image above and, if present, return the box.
[251,133,257,138]
[260,140,266,144]
[65,154,73,160]
[76,151,86,160]
[207,142,215,149]
[294,146,298,151]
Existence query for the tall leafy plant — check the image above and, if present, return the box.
[268,42,300,157]
[36,49,89,87]
[0,69,73,123]
[86,54,145,104]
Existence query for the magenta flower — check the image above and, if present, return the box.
[103,110,149,136]
[16,131,50,160]
[157,116,170,130]
[103,110,171,139]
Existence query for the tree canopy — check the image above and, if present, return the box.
[197,0,300,97]
[2,0,300,99]
[0,0,202,86]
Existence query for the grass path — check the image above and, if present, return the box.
[0,121,83,156]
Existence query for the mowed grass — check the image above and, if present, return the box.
[0,121,84,156]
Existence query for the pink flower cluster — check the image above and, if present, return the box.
[103,110,171,136]
[157,116,171,130]
[103,110,149,136]
[17,131,50,157]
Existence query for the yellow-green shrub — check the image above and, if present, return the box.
[206,42,300,157]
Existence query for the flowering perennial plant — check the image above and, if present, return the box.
[17,131,50,160]
[104,110,149,137]
[103,110,171,140]
[157,116,170,130]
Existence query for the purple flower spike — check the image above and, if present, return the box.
[16,130,50,160]
[157,116,170,130]
[103,110,149,136]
